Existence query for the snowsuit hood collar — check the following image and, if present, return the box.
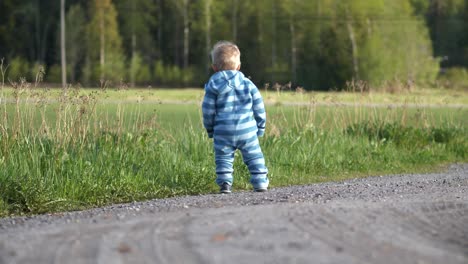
[207,70,245,93]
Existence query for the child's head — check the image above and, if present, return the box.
[211,41,241,71]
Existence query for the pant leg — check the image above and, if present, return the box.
[239,136,269,189]
[214,138,236,186]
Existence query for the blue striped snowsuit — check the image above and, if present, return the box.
[202,70,269,189]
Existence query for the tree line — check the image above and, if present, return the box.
[0,0,467,90]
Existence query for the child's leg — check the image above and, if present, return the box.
[239,137,269,189]
[214,140,236,186]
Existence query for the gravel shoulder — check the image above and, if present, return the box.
[1,164,467,264]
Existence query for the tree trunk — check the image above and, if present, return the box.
[99,6,105,80]
[183,0,189,69]
[130,0,136,87]
[346,18,359,80]
[131,34,136,87]
[316,0,321,81]
[290,17,297,84]
[40,19,51,64]
[174,14,180,66]
[205,0,212,73]
[157,0,163,59]
[271,0,277,68]
[232,0,238,42]
[60,0,67,88]
[34,0,40,61]
[433,0,441,59]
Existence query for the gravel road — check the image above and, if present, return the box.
[1,164,467,264]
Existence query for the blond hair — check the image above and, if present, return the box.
[211,41,241,71]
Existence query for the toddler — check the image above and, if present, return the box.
[202,41,269,193]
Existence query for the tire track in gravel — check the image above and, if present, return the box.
[148,213,205,264]
[0,216,204,264]
[0,164,467,264]
[287,201,467,264]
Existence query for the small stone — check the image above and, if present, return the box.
[117,243,132,253]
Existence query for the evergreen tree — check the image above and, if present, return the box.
[0,0,463,89]
[425,0,466,67]
[0,0,16,59]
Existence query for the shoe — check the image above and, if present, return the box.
[254,187,268,192]
[220,182,232,194]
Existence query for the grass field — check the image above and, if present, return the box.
[0,86,467,216]
[2,86,468,105]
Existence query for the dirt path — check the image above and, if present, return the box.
[1,164,467,264]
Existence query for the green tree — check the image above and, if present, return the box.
[6,57,30,82]
[86,0,124,83]
[301,0,438,90]
[0,0,453,90]
[65,4,86,83]
[358,0,439,87]
[115,0,157,86]
[425,0,466,67]
[0,1,59,66]
[60,0,67,88]
[234,0,271,84]
[0,0,16,59]
[130,52,151,85]
[190,0,228,75]
[464,1,468,66]
[173,0,192,69]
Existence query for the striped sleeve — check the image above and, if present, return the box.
[202,83,217,138]
[249,82,266,137]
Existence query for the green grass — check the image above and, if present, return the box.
[2,86,468,105]
[0,86,467,217]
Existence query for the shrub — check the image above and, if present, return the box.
[130,52,152,86]
[153,60,165,84]
[153,60,198,87]
[437,67,468,89]
[6,57,30,82]
[46,64,62,83]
